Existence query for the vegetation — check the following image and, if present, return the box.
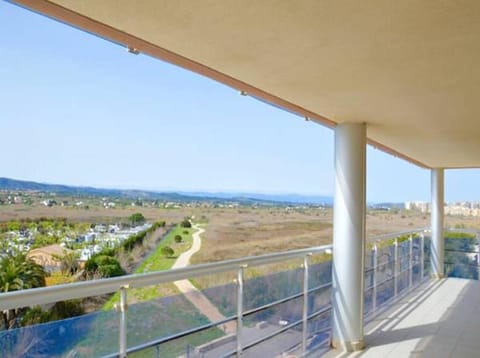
[54,250,80,275]
[79,224,225,357]
[21,299,84,326]
[0,251,47,329]
[444,234,479,279]
[372,233,419,249]
[180,218,192,228]
[444,231,476,239]
[121,220,165,251]
[104,225,194,308]
[174,234,182,243]
[85,254,125,278]
[82,220,167,279]
[161,246,175,258]
[0,251,46,293]
[129,212,146,226]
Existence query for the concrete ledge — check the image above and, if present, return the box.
[431,273,445,279]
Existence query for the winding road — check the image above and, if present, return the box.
[172,224,236,334]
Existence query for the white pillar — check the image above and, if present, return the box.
[331,123,366,351]
[431,168,444,279]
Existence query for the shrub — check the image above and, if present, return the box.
[129,213,146,226]
[151,221,166,230]
[85,255,125,278]
[180,218,191,228]
[21,300,84,326]
[49,300,84,320]
[174,234,182,243]
[161,246,174,258]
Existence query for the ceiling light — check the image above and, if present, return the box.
[127,46,140,55]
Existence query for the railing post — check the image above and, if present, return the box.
[420,233,425,280]
[302,254,311,353]
[236,265,246,357]
[119,285,128,358]
[409,236,413,287]
[372,245,377,312]
[394,238,399,297]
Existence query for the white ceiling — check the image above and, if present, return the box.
[17,0,480,168]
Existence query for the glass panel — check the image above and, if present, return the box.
[364,285,374,316]
[445,236,480,280]
[306,308,331,355]
[242,321,302,358]
[376,277,395,307]
[243,298,302,353]
[129,324,233,358]
[244,258,303,313]
[424,236,432,276]
[124,270,237,354]
[1,298,117,358]
[308,258,332,316]
[397,268,409,293]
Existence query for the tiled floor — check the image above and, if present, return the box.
[323,278,480,358]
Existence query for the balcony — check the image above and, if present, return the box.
[325,278,480,358]
[4,3,480,357]
[5,227,476,357]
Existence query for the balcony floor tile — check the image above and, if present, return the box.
[323,278,480,358]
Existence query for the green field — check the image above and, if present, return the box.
[75,224,225,357]
[104,225,194,308]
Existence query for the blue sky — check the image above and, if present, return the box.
[1,1,479,203]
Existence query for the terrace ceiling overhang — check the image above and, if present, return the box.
[15,0,480,169]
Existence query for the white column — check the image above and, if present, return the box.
[331,123,366,351]
[431,168,444,279]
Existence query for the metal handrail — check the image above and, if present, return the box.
[0,227,437,357]
[0,228,433,311]
[218,305,333,358]
[106,314,237,357]
[0,244,332,311]
[444,248,480,254]
[243,282,332,318]
[371,227,429,243]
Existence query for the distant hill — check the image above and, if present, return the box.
[0,177,333,206]
[180,191,333,206]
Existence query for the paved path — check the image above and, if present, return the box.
[172,225,236,334]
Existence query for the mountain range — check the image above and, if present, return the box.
[0,177,333,206]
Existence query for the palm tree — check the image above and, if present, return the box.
[52,250,80,275]
[0,251,46,329]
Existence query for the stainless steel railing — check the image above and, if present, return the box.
[0,227,438,357]
[364,228,431,317]
[0,245,333,358]
[443,228,480,280]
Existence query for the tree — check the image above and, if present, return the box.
[180,218,192,228]
[85,255,124,278]
[0,252,46,293]
[174,234,182,243]
[129,213,146,226]
[161,246,174,258]
[0,252,47,329]
[53,250,80,275]
[21,300,84,327]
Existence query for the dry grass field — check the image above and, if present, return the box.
[192,207,480,264]
[0,204,186,224]
[1,204,479,265]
